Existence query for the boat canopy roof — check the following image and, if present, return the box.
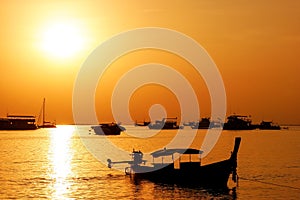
[150,148,202,158]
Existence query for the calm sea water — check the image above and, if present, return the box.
[0,125,299,199]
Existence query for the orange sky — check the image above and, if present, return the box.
[0,0,299,124]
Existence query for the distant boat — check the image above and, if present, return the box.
[258,121,281,130]
[190,118,223,129]
[191,118,210,129]
[107,137,241,188]
[0,114,38,130]
[134,120,151,126]
[148,117,183,130]
[38,98,56,128]
[91,122,126,135]
[223,114,255,130]
[183,121,196,126]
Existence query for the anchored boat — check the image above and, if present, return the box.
[134,120,151,126]
[107,137,241,188]
[91,122,126,135]
[37,98,56,128]
[148,117,183,130]
[0,115,38,130]
[223,115,255,130]
[191,118,210,129]
[258,121,281,130]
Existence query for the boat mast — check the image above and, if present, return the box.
[43,98,45,126]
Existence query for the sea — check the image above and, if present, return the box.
[0,125,299,200]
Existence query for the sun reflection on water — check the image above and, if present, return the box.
[48,125,75,199]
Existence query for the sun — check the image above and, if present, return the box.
[41,22,85,58]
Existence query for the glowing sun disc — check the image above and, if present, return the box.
[41,22,85,58]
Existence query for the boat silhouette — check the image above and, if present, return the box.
[223,115,255,130]
[191,118,211,129]
[0,114,38,130]
[258,121,281,130]
[107,137,241,188]
[37,98,56,128]
[134,120,150,126]
[91,122,126,135]
[148,117,183,130]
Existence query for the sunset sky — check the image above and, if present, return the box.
[0,0,299,124]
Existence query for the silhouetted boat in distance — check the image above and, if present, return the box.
[134,120,151,126]
[183,121,195,126]
[148,117,183,129]
[107,137,241,188]
[91,122,126,135]
[192,118,224,129]
[223,115,255,130]
[190,118,222,129]
[191,118,210,129]
[223,115,281,130]
[38,98,56,128]
[185,119,223,129]
[0,115,38,130]
[258,121,281,130]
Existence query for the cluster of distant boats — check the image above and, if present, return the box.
[90,114,284,136]
[0,89,283,134]
[0,98,56,130]
[185,115,282,130]
[136,115,282,130]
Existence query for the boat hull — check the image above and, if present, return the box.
[38,124,56,128]
[135,121,150,126]
[223,125,256,130]
[0,124,37,130]
[129,159,235,188]
[148,124,183,130]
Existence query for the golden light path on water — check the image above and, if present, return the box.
[48,126,75,199]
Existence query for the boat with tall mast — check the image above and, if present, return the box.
[38,98,56,128]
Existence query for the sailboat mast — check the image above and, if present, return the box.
[43,98,45,126]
